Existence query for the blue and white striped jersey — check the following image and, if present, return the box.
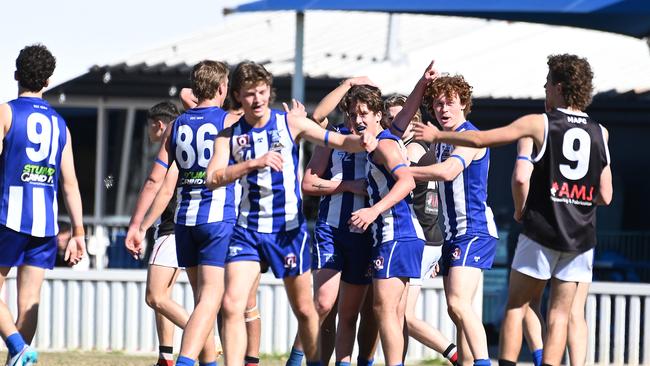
[0,97,67,237]
[366,129,424,245]
[230,110,303,233]
[435,121,498,241]
[317,125,368,231]
[169,106,236,226]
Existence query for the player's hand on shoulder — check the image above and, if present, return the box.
[412,121,439,143]
[255,151,283,172]
[283,99,307,118]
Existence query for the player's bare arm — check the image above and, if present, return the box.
[179,88,198,110]
[59,128,86,265]
[302,144,367,196]
[597,126,613,205]
[140,162,179,232]
[413,113,545,149]
[126,125,173,251]
[349,139,415,231]
[206,128,282,189]
[0,103,12,155]
[410,145,477,182]
[289,114,376,153]
[312,76,376,128]
[512,138,535,222]
[391,60,439,138]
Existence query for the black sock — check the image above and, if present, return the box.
[245,356,260,365]
[498,360,516,366]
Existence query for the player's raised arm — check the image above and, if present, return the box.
[289,115,376,153]
[391,60,439,138]
[312,76,376,128]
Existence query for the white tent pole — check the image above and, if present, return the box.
[292,11,305,102]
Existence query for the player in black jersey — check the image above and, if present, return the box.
[413,54,613,366]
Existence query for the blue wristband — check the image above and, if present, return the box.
[324,130,330,147]
[390,163,407,173]
[155,158,169,169]
[450,154,466,169]
[517,155,533,163]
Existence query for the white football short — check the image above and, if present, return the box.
[410,245,442,286]
[148,234,180,268]
[512,234,593,283]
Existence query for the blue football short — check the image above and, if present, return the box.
[439,234,497,276]
[174,222,234,268]
[227,223,310,279]
[312,223,373,285]
[0,225,57,269]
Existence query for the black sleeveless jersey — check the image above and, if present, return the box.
[406,139,444,247]
[522,109,609,253]
[156,194,177,238]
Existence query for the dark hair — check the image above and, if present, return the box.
[230,61,275,109]
[147,101,179,124]
[382,93,422,129]
[339,85,383,115]
[191,60,229,101]
[547,54,594,110]
[423,75,473,118]
[15,44,56,92]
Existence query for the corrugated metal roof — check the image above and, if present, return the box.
[109,11,650,99]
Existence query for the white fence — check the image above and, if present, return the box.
[0,269,466,361]
[586,282,650,365]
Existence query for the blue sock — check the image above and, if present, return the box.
[306,361,321,366]
[474,359,491,366]
[532,348,543,366]
[358,358,374,366]
[286,347,304,366]
[199,362,217,366]
[336,362,351,366]
[389,364,404,366]
[6,332,26,357]
[176,355,196,366]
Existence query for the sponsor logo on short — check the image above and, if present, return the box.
[284,253,297,269]
[474,256,481,262]
[451,247,462,261]
[374,256,385,270]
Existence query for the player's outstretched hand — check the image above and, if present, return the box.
[125,226,145,259]
[65,235,86,266]
[255,151,283,172]
[349,207,379,232]
[282,99,307,118]
[360,131,378,152]
[412,121,440,143]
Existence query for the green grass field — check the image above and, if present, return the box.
[0,351,450,365]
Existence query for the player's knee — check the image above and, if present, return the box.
[314,297,335,317]
[222,293,247,318]
[293,300,317,322]
[145,291,166,311]
[445,298,467,321]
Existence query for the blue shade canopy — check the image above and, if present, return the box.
[229,0,650,38]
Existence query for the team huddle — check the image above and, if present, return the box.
[0,44,612,366]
